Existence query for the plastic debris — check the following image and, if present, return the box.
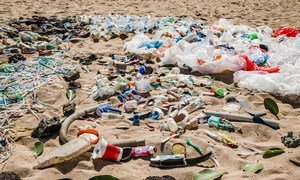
[281,132,300,148]
[31,117,61,138]
[208,116,235,132]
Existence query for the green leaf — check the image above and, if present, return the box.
[215,89,227,98]
[161,64,176,69]
[226,87,236,92]
[193,169,223,180]
[66,89,76,101]
[110,34,119,39]
[30,141,44,156]
[263,148,284,158]
[264,98,279,116]
[89,175,119,180]
[243,162,263,173]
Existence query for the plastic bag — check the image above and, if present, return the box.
[124,33,158,54]
[234,62,300,97]
[274,27,299,38]
[241,55,279,73]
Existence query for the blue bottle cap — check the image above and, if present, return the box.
[139,66,146,74]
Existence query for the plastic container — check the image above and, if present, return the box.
[166,117,178,132]
[124,100,138,112]
[92,137,123,161]
[131,145,156,157]
[135,80,151,94]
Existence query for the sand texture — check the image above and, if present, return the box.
[0,0,300,28]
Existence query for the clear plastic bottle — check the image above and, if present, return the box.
[100,113,124,120]
[166,117,178,132]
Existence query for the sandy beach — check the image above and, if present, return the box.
[0,0,300,28]
[0,0,299,180]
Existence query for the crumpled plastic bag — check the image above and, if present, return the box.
[234,62,300,97]
[241,55,279,73]
[160,40,245,74]
[124,33,160,54]
[274,27,299,38]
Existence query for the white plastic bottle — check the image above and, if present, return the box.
[166,117,178,132]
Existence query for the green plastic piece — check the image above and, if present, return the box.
[186,137,203,154]
[249,33,258,40]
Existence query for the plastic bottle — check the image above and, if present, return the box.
[91,79,116,100]
[19,31,40,42]
[166,117,178,132]
[114,82,129,93]
[99,113,124,120]
[150,154,185,163]
[159,74,178,81]
[131,145,156,157]
[124,100,138,112]
[135,80,151,94]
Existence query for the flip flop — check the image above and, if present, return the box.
[150,152,212,168]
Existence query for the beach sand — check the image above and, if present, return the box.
[0,0,300,28]
[0,0,300,180]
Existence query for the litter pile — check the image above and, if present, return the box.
[0,16,80,163]
[0,15,299,179]
[80,16,300,102]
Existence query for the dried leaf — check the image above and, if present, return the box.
[243,162,263,173]
[193,169,223,180]
[119,34,128,40]
[30,141,44,156]
[89,175,119,180]
[264,98,279,116]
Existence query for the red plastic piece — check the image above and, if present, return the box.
[241,55,279,73]
[274,27,299,38]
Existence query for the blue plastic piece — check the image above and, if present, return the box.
[96,104,121,114]
[149,111,159,120]
[176,37,183,43]
[132,114,140,125]
[140,41,163,49]
[139,66,146,74]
